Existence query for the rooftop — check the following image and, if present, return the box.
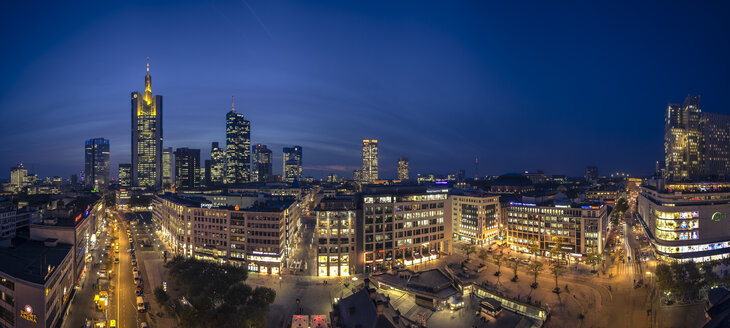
[370,269,458,300]
[159,194,295,212]
[0,238,72,285]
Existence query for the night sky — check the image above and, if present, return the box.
[1,1,729,180]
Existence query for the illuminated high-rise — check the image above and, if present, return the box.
[665,95,703,181]
[210,142,226,185]
[585,166,598,183]
[131,59,163,188]
[702,112,730,179]
[118,164,132,188]
[283,146,302,183]
[225,96,251,185]
[10,163,29,192]
[174,147,200,189]
[361,139,378,183]
[84,138,110,190]
[162,147,173,188]
[253,144,273,183]
[397,157,409,180]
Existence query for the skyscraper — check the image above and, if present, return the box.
[162,147,173,188]
[397,157,409,180]
[84,138,110,190]
[174,148,200,189]
[585,166,598,183]
[225,96,251,185]
[361,139,378,183]
[665,94,703,181]
[702,112,730,179]
[10,163,28,192]
[253,144,273,183]
[283,146,302,183]
[210,142,226,185]
[131,59,163,188]
[118,164,132,188]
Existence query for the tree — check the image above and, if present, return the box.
[510,260,519,282]
[528,238,541,262]
[655,263,675,294]
[701,262,720,287]
[528,261,544,289]
[165,257,274,328]
[587,252,602,273]
[154,286,170,306]
[461,243,476,260]
[477,249,489,264]
[492,252,504,277]
[550,260,566,293]
[550,237,566,264]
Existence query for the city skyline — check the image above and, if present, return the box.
[2,1,730,180]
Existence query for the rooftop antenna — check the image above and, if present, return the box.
[231,95,235,112]
[474,156,479,180]
[146,56,150,73]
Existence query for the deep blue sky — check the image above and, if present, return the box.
[1,1,729,180]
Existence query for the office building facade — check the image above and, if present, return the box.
[315,197,356,277]
[10,164,29,192]
[361,139,379,183]
[283,146,302,183]
[253,144,272,183]
[174,148,200,189]
[637,181,730,262]
[131,61,163,188]
[153,194,298,274]
[84,138,110,190]
[210,142,225,185]
[450,193,501,245]
[702,112,730,180]
[162,147,173,188]
[225,98,251,185]
[397,157,409,180]
[118,164,131,188]
[506,200,608,258]
[665,95,703,181]
[585,166,598,183]
[357,186,451,273]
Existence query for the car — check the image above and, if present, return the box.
[135,289,143,296]
[110,320,116,328]
[140,323,148,328]
[133,267,138,273]
[131,253,136,259]
[114,258,119,264]
[131,259,137,266]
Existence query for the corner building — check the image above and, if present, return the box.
[449,193,501,245]
[356,185,451,273]
[154,194,298,274]
[637,181,730,262]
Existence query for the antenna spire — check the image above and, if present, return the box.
[232,95,235,112]
[146,56,150,73]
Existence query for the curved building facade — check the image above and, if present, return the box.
[637,181,730,262]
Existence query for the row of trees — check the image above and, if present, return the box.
[655,260,723,300]
[463,236,604,294]
[157,256,276,328]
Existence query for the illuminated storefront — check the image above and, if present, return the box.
[637,181,730,262]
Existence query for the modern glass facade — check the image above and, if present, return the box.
[361,139,378,183]
[84,138,110,191]
[397,157,409,180]
[253,144,272,183]
[174,148,200,189]
[664,95,703,181]
[209,142,225,185]
[283,146,302,183]
[225,99,251,185]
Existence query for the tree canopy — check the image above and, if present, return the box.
[165,256,276,328]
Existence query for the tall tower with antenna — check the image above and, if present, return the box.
[474,156,479,180]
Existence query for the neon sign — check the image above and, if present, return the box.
[21,304,37,323]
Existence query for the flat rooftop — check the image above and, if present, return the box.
[159,194,295,212]
[0,238,72,285]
